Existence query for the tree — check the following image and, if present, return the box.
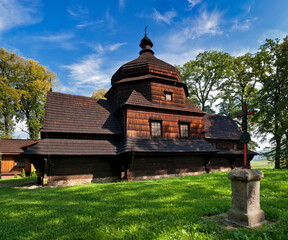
[217,53,259,118]
[256,37,288,168]
[0,48,23,138]
[91,88,108,100]
[0,48,56,139]
[178,51,232,112]
[16,59,56,139]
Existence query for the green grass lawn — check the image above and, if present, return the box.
[0,170,287,240]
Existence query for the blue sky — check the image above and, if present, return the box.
[1,0,288,140]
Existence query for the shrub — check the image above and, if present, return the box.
[21,169,26,178]
[30,170,37,177]
[14,174,18,178]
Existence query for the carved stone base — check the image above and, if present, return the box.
[228,208,265,227]
[228,169,265,228]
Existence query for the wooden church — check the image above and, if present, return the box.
[22,34,256,185]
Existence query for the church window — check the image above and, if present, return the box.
[179,122,189,138]
[15,159,25,167]
[165,91,172,101]
[150,120,162,137]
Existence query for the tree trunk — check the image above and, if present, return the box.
[275,122,281,169]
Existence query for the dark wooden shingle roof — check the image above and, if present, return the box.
[42,92,122,135]
[111,51,181,85]
[117,136,216,154]
[204,114,242,140]
[0,139,35,154]
[22,138,118,155]
[124,90,204,114]
[215,149,258,156]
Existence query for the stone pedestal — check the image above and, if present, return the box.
[227,169,265,227]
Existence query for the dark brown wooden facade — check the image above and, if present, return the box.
[0,139,35,179]
[22,34,256,185]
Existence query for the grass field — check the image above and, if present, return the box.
[0,170,287,240]
[250,160,274,169]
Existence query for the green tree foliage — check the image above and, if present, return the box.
[0,48,23,138]
[91,88,108,100]
[0,48,56,139]
[256,37,288,168]
[217,53,259,118]
[178,50,232,113]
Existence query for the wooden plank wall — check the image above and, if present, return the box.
[49,156,120,178]
[1,155,33,173]
[126,108,204,139]
[208,156,232,169]
[109,81,151,108]
[206,139,242,150]
[150,82,185,107]
[1,155,15,172]
[129,155,205,177]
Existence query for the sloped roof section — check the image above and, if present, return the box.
[42,92,122,135]
[124,90,204,114]
[0,139,35,154]
[214,149,258,156]
[22,138,118,155]
[117,136,216,154]
[204,114,242,140]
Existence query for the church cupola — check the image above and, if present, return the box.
[139,33,154,55]
[110,33,183,86]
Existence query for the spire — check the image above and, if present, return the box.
[139,26,154,55]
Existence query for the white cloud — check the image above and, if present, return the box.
[37,33,74,42]
[107,42,127,51]
[0,0,41,34]
[183,9,223,40]
[90,42,126,54]
[61,54,111,96]
[105,10,117,33]
[187,0,202,9]
[231,17,257,32]
[153,9,177,25]
[60,40,127,96]
[66,5,89,17]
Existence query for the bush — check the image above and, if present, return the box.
[14,174,18,178]
[21,169,26,178]
[30,170,37,177]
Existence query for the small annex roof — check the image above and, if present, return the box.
[204,114,242,140]
[117,136,216,154]
[123,90,204,114]
[22,138,118,155]
[215,149,258,156]
[0,139,35,154]
[42,92,122,135]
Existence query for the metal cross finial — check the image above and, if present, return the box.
[144,25,147,35]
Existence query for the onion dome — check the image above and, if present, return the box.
[111,34,182,85]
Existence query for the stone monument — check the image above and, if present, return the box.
[227,169,265,227]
